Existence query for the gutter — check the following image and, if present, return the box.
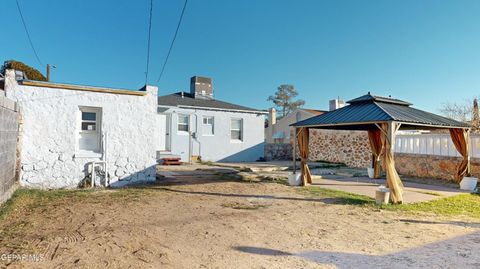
[158,104,267,115]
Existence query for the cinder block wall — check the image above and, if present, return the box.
[0,94,19,203]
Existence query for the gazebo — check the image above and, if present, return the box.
[291,93,471,203]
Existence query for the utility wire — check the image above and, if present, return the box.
[15,0,43,66]
[157,0,188,82]
[145,0,153,84]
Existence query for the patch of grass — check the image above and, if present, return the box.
[0,187,153,221]
[221,202,268,210]
[300,186,375,205]
[382,193,480,219]
[300,186,480,219]
[0,188,90,220]
[411,190,443,197]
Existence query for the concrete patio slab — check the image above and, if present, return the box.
[311,175,469,204]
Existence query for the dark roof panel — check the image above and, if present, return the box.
[376,102,469,127]
[293,102,392,126]
[158,92,265,113]
[348,93,412,106]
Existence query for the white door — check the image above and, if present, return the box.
[165,114,171,151]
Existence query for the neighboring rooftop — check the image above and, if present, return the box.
[302,108,327,115]
[292,93,470,130]
[19,80,147,96]
[158,92,266,113]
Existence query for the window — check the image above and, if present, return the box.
[78,107,101,153]
[178,114,189,132]
[231,118,243,141]
[203,116,214,135]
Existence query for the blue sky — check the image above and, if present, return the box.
[2,0,480,112]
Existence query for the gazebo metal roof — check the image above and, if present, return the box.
[291,93,470,130]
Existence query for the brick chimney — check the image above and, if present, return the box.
[190,76,213,99]
[269,107,276,126]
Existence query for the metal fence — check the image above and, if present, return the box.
[0,94,19,203]
[395,134,480,158]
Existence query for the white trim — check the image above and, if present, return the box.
[230,118,244,142]
[157,104,267,115]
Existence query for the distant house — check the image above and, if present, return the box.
[3,69,160,189]
[264,98,345,161]
[265,108,326,144]
[157,76,266,162]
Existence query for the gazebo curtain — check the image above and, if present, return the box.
[449,128,471,183]
[379,123,404,204]
[367,129,383,178]
[297,127,312,186]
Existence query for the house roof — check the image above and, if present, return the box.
[158,92,266,113]
[302,108,327,115]
[291,93,470,130]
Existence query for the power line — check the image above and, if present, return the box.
[15,0,43,66]
[145,0,153,84]
[157,0,188,83]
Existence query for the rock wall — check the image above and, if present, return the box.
[308,129,371,167]
[264,129,372,167]
[395,153,480,182]
[265,143,292,161]
[4,70,161,189]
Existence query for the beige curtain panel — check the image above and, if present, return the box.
[367,129,383,178]
[449,128,471,183]
[297,127,312,186]
[380,123,404,203]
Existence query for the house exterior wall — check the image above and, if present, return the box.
[161,107,265,162]
[4,70,162,189]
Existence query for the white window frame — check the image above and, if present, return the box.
[177,114,190,134]
[202,116,214,136]
[76,106,102,157]
[230,118,243,142]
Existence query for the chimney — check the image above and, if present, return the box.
[269,108,276,126]
[329,98,345,111]
[190,76,213,99]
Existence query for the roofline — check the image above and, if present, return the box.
[395,121,470,129]
[291,120,470,129]
[291,121,388,128]
[158,104,268,114]
[20,80,147,96]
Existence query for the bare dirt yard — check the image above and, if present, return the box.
[0,166,479,268]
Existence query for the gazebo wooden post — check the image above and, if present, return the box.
[293,127,297,175]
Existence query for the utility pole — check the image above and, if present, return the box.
[46,64,56,82]
[46,64,50,81]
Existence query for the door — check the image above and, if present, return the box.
[165,114,171,151]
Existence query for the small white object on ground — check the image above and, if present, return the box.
[367,167,374,178]
[288,173,302,186]
[375,185,390,205]
[459,177,478,192]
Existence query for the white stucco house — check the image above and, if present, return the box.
[157,76,267,162]
[4,69,161,189]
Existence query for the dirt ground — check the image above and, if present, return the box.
[0,167,479,269]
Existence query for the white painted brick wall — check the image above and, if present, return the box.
[4,70,162,189]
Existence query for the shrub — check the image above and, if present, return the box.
[1,60,47,81]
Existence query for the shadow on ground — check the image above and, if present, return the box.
[233,231,480,268]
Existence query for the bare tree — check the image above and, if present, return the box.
[439,98,475,122]
[267,84,305,118]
